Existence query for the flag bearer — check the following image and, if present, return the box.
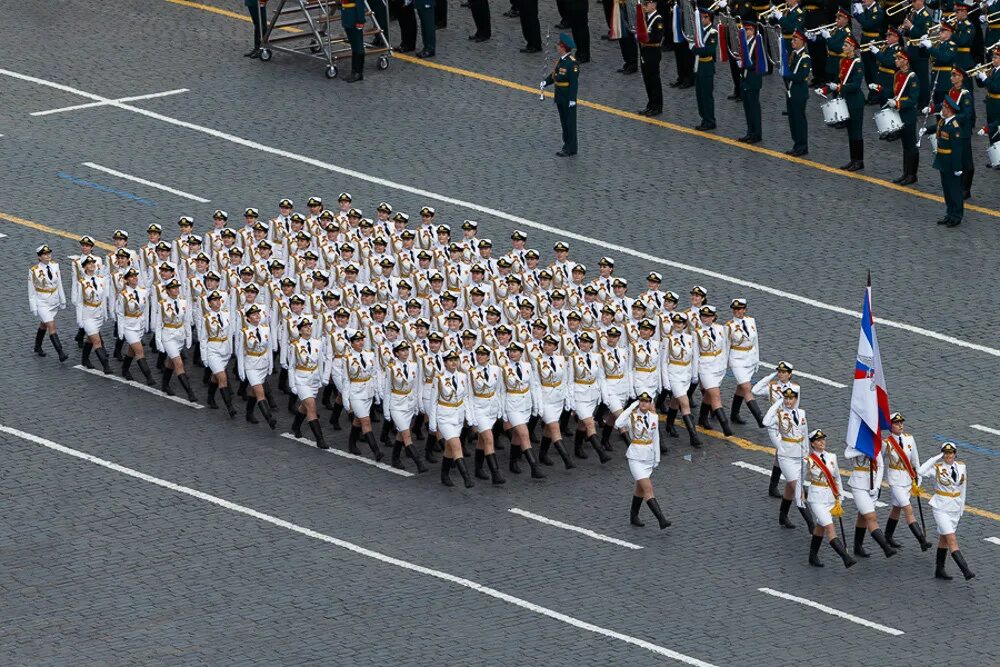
[882,412,932,550]
[844,435,898,559]
[799,430,857,568]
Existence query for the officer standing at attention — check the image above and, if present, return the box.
[637,0,664,116]
[415,0,437,57]
[692,9,717,130]
[341,0,367,81]
[244,0,268,58]
[541,33,581,156]
[933,96,965,227]
[784,30,811,156]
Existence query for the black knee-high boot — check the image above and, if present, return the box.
[779,499,795,528]
[237,379,248,398]
[768,464,782,497]
[412,413,425,440]
[292,411,306,437]
[161,366,174,395]
[121,354,134,380]
[246,397,259,423]
[522,448,546,478]
[485,453,506,485]
[278,368,289,394]
[220,385,237,417]
[201,366,212,386]
[682,414,702,448]
[404,443,428,472]
[82,341,95,369]
[364,431,384,461]
[664,408,678,437]
[552,439,575,469]
[713,407,734,436]
[34,328,47,356]
[440,457,454,486]
[830,537,857,568]
[559,409,570,435]
[257,399,277,429]
[308,419,329,449]
[746,399,765,427]
[49,333,69,362]
[509,444,522,473]
[492,421,506,450]
[588,434,611,463]
[474,449,490,479]
[539,436,553,465]
[646,498,671,529]
[94,347,113,374]
[527,415,540,443]
[329,401,344,429]
[424,433,439,462]
[686,383,698,409]
[391,439,405,469]
[573,429,588,458]
[698,402,711,428]
[809,534,824,567]
[379,417,394,445]
[935,547,952,580]
[207,381,220,409]
[75,327,85,348]
[321,384,334,408]
[730,395,746,424]
[347,425,362,454]
[630,495,645,526]
[870,528,897,558]
[798,506,816,533]
[854,526,870,557]
[884,517,903,548]
[156,351,165,370]
[136,358,155,385]
[454,458,475,488]
[908,521,932,551]
[112,337,124,360]
[600,422,614,450]
[951,550,974,580]
[287,392,298,414]
[176,373,197,402]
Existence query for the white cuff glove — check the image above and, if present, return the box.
[868,43,878,52]
[539,81,547,89]
[852,2,863,13]
[920,38,932,48]
[918,126,927,136]
[978,72,988,81]
[980,14,987,22]
[772,9,782,19]
[868,83,879,90]
[568,100,576,107]
[820,29,830,39]
[886,99,897,108]
[814,87,826,95]
[921,105,930,114]
[828,82,839,91]
[978,127,987,136]
[718,0,727,7]
[807,33,817,41]
[954,170,963,176]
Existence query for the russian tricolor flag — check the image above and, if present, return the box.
[846,274,892,464]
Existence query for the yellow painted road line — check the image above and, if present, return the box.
[0,211,114,250]
[163,0,1000,219]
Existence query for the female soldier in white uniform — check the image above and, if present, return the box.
[382,341,429,472]
[798,430,856,569]
[615,393,670,530]
[199,290,238,417]
[76,255,114,374]
[725,298,765,428]
[341,330,385,462]
[469,345,507,485]
[235,304,278,429]
[430,349,476,488]
[116,267,156,386]
[843,437,897,560]
[598,326,631,451]
[288,319,329,449]
[661,312,701,449]
[533,334,575,470]
[568,332,612,463]
[882,412,932,551]
[763,387,814,532]
[752,361,799,497]
[28,244,69,362]
[154,278,197,402]
[694,305,733,436]
[501,342,546,479]
[918,442,974,580]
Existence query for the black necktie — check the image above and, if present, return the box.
[742,321,750,337]
[516,364,523,380]
[820,453,826,464]
[91,277,98,289]
[710,328,716,342]
[217,314,223,328]
[46,266,53,280]
[585,353,592,369]
[613,349,620,364]
[792,410,799,425]
[360,353,367,369]
[307,341,311,354]
[951,465,958,482]
[451,376,457,391]
[173,299,179,313]
[403,364,408,381]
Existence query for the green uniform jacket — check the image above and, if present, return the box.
[932,116,963,171]
[742,35,764,91]
[895,71,920,123]
[928,39,956,91]
[951,19,974,70]
[825,26,848,76]
[950,87,973,137]
[841,57,865,111]
[545,53,580,105]
[777,7,804,40]
[906,7,931,59]
[692,26,718,77]
[977,65,1000,129]
[785,46,811,100]
[856,3,883,45]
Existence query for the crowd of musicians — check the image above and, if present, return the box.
[26,199,977,578]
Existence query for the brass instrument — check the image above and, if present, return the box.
[984,8,1000,22]
[805,21,837,36]
[966,62,993,76]
[885,0,911,16]
[906,34,940,45]
[758,3,787,19]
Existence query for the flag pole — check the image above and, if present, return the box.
[867,268,874,491]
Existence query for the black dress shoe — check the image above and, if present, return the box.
[727,93,741,100]
[345,72,364,82]
[746,136,761,144]
[898,174,916,185]
[520,45,542,53]
[554,20,569,28]
[473,35,490,42]
[945,218,962,227]
[621,64,638,74]
[502,8,520,17]
[396,44,415,52]
[936,217,949,225]
[737,135,751,142]
[417,49,435,58]
[963,190,971,200]
[785,148,798,155]
[556,150,576,157]
[244,48,260,57]
[638,107,651,115]
[645,107,662,116]
[576,55,590,63]
[669,80,681,88]
[677,80,694,89]
[694,124,707,130]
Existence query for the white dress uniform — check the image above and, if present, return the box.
[383,358,420,431]
[752,373,801,449]
[598,341,631,413]
[533,353,569,424]
[800,451,845,527]
[199,308,234,373]
[763,401,809,483]
[28,261,67,324]
[695,323,729,389]
[342,347,380,417]
[235,323,274,385]
[469,362,503,432]
[155,296,192,358]
[429,370,474,440]
[326,326,351,393]
[630,337,662,399]
[116,285,150,344]
[918,454,967,535]
[843,444,884,515]
[288,337,326,401]
[417,350,444,418]
[661,330,698,397]
[884,432,922,507]
[725,315,759,384]
[499,357,536,427]
[615,401,661,480]
[76,274,110,335]
[569,349,604,420]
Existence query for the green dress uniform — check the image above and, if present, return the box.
[245,0,268,54]
[543,41,580,156]
[784,44,811,154]
[906,6,932,107]
[776,6,804,65]
[740,29,764,142]
[855,1,884,99]
[975,62,1000,140]
[891,69,920,183]
[873,41,900,106]
[837,55,866,169]
[692,22,718,130]
[986,23,1000,64]
[639,9,665,114]
[949,85,975,196]
[340,0,366,79]
[415,0,436,56]
[933,106,964,226]
[824,25,848,81]
[927,38,956,105]
[952,18,975,83]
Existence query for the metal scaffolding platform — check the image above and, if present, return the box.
[258,0,391,79]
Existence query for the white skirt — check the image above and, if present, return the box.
[808,499,835,527]
[932,508,961,535]
[161,336,185,359]
[539,396,564,425]
[573,390,599,420]
[472,399,500,432]
[389,400,417,431]
[730,360,754,385]
[632,371,658,397]
[245,363,269,386]
[436,405,465,440]
[349,394,373,418]
[850,486,878,515]
[698,360,726,390]
[123,328,144,345]
[777,456,800,485]
[504,393,532,427]
[889,485,912,508]
[36,300,60,324]
[628,458,655,481]
[293,371,322,401]
[666,370,692,398]
[80,309,106,336]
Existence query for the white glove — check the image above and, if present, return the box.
[820,29,830,39]
[717,0,727,7]
[852,2,863,13]
[918,126,927,137]
[920,38,932,48]
[814,87,826,95]
[868,43,879,53]
[868,83,879,90]
[828,82,839,91]
[568,100,576,107]
[978,127,987,136]
[687,39,696,48]
[978,72,988,81]
[807,32,817,41]
[980,14,987,22]
[772,9,782,19]
[539,81,547,89]
[921,105,931,114]
[954,171,963,176]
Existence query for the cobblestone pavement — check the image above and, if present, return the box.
[0,1,997,664]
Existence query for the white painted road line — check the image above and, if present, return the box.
[970,424,1000,437]
[985,537,1000,546]
[1,67,997,361]
[0,233,7,239]
[280,433,414,477]
[81,162,210,203]
[30,88,189,117]
[730,461,886,507]
[74,364,204,409]
[758,361,847,389]
[758,588,904,636]
[508,508,644,550]
[0,424,717,667]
